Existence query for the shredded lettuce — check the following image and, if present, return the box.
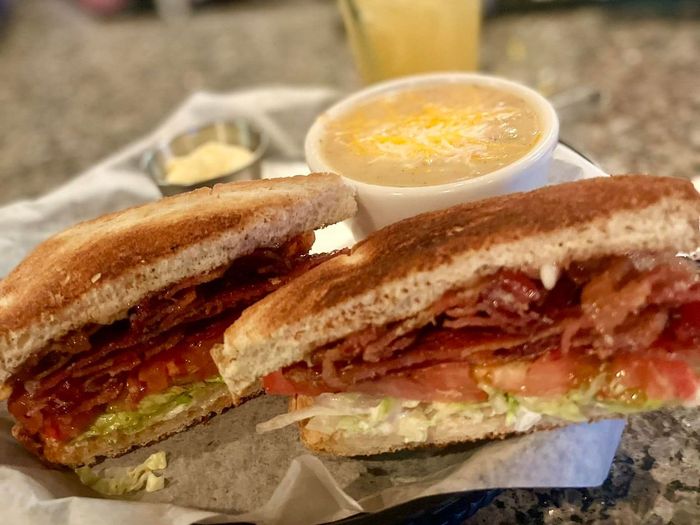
[256,393,379,433]
[259,393,492,441]
[371,397,395,422]
[595,399,665,414]
[295,393,541,441]
[75,451,167,496]
[518,397,586,422]
[510,405,543,432]
[77,377,224,443]
[256,404,369,433]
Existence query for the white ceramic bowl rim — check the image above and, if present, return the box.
[305,72,560,193]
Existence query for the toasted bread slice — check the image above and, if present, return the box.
[0,173,356,385]
[215,175,700,397]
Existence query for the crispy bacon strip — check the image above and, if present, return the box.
[271,254,700,400]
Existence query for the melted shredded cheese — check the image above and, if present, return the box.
[337,103,520,166]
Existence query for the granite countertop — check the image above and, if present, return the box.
[1,1,698,523]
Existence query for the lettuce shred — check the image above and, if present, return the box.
[75,451,167,496]
[77,377,224,443]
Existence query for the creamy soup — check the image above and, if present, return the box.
[318,84,542,187]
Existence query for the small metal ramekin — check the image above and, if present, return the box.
[142,119,268,196]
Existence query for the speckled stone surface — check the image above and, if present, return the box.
[1,1,698,523]
[468,409,699,525]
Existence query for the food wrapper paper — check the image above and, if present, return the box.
[0,88,623,525]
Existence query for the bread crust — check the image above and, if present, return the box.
[0,173,356,383]
[217,175,700,395]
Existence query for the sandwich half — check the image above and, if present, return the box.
[214,175,700,456]
[0,173,356,466]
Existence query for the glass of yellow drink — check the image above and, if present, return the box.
[338,0,482,84]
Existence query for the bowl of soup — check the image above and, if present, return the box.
[305,73,559,237]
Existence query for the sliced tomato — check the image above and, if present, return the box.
[608,351,698,401]
[42,408,102,442]
[524,352,600,397]
[679,301,700,325]
[679,347,700,372]
[266,363,486,402]
[132,316,230,402]
[7,389,43,435]
[670,302,700,344]
[353,363,487,402]
[263,370,332,396]
[479,361,529,394]
[479,351,599,397]
[176,335,222,381]
[42,418,62,441]
[138,360,170,393]
[262,370,296,395]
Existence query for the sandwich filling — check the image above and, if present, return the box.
[260,253,700,441]
[7,232,341,461]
